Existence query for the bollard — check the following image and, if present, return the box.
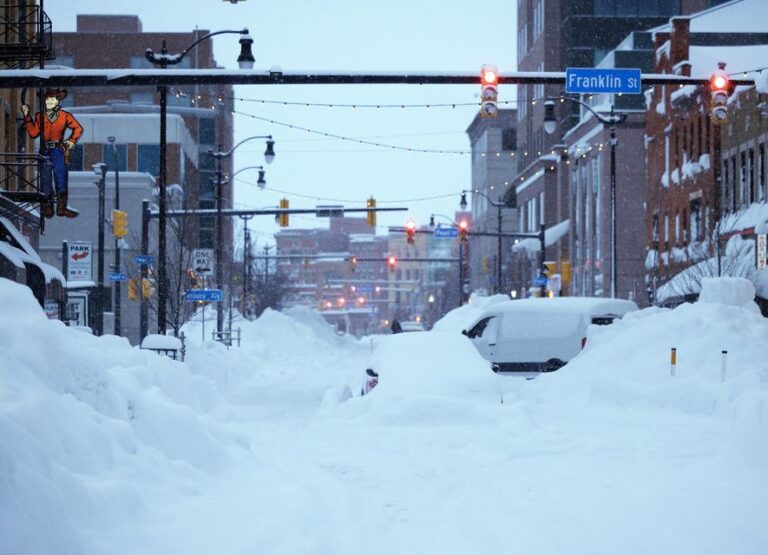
[721,350,728,382]
[670,347,677,376]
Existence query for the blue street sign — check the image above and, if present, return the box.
[565,68,641,95]
[109,272,127,282]
[534,275,547,287]
[434,227,459,238]
[184,289,223,302]
[134,254,155,265]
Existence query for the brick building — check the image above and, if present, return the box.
[513,0,720,298]
[53,14,236,252]
[643,0,768,304]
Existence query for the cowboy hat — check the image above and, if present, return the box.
[43,88,67,100]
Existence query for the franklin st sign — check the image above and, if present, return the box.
[565,68,642,95]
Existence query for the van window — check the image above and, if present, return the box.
[467,316,495,339]
[591,315,617,326]
[501,311,581,339]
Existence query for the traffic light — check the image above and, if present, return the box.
[279,198,289,227]
[366,197,377,227]
[458,219,469,242]
[349,256,357,272]
[128,278,138,300]
[405,219,416,244]
[544,261,557,276]
[709,62,730,124]
[112,209,128,238]
[141,278,153,299]
[480,64,499,118]
[387,255,397,272]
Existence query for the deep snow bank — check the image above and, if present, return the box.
[0,278,246,554]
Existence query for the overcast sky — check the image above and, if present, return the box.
[46,1,517,246]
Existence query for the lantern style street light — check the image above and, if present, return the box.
[145,28,254,334]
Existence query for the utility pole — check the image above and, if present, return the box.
[108,137,122,336]
[94,163,107,335]
[239,214,254,317]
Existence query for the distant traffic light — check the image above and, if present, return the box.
[405,219,416,244]
[480,64,498,118]
[387,255,397,272]
[366,197,377,227]
[279,198,289,227]
[710,62,729,124]
[349,256,357,272]
[458,219,469,242]
[112,209,128,238]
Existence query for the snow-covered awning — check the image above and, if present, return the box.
[512,219,570,254]
[0,217,65,285]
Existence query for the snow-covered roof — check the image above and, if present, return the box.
[0,217,65,284]
[512,219,570,254]
[688,45,768,79]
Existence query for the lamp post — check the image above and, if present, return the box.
[107,136,122,336]
[93,163,107,336]
[544,97,626,298]
[145,28,254,335]
[210,135,275,335]
[460,189,514,294]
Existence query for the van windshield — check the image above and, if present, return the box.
[501,310,582,340]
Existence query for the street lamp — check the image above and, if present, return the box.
[210,135,276,335]
[229,165,267,189]
[544,97,626,298]
[460,189,515,295]
[145,28,254,335]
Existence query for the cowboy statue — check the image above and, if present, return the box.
[21,88,83,218]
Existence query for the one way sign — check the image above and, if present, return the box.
[192,249,214,276]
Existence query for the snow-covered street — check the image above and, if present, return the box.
[2,276,768,555]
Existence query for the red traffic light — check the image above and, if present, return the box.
[387,255,397,271]
[481,65,498,86]
[458,219,469,242]
[711,74,728,90]
[458,219,468,230]
[405,219,416,244]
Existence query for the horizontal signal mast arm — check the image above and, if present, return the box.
[0,69,754,88]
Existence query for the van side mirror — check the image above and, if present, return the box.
[461,329,468,336]
[366,368,378,377]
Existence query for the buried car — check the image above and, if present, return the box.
[359,330,498,399]
[463,297,638,373]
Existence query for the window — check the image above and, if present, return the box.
[68,144,83,171]
[592,158,601,259]
[652,213,659,243]
[760,144,766,202]
[199,118,216,145]
[130,91,154,104]
[137,145,160,177]
[663,213,669,245]
[502,128,517,151]
[675,211,680,245]
[690,199,701,242]
[53,54,74,68]
[748,148,755,204]
[102,144,127,172]
[199,199,215,249]
[740,152,747,207]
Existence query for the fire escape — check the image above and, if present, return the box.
[0,2,54,230]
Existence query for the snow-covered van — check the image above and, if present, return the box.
[462,297,638,372]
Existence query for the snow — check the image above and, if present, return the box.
[2,274,768,554]
[430,293,510,333]
[512,218,569,254]
[141,333,183,350]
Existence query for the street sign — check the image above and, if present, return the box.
[67,242,93,282]
[109,272,127,282]
[316,205,344,217]
[134,254,155,265]
[757,234,767,270]
[184,289,223,302]
[534,275,548,287]
[565,68,642,95]
[434,227,459,238]
[192,248,214,276]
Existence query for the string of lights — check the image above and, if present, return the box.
[168,87,519,110]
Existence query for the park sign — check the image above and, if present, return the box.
[565,68,642,95]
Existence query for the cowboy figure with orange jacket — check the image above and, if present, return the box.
[21,88,83,218]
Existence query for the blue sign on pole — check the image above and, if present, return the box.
[565,68,641,95]
[134,254,155,265]
[109,272,127,282]
[534,275,547,287]
[184,289,223,302]
[434,227,459,238]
